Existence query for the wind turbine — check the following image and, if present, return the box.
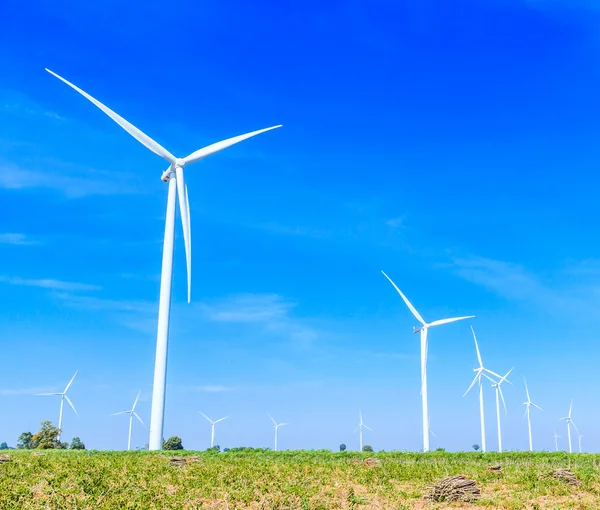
[560,400,579,454]
[46,69,281,450]
[111,391,144,451]
[381,271,474,452]
[553,429,561,452]
[523,377,542,451]
[267,413,288,451]
[36,371,78,442]
[463,327,501,453]
[354,410,372,452]
[200,412,228,448]
[486,367,513,453]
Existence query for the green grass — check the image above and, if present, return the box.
[1,450,599,509]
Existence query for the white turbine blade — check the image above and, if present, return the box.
[267,413,277,426]
[471,327,483,367]
[463,373,480,397]
[354,425,360,433]
[214,416,228,424]
[523,377,531,401]
[200,412,213,424]
[501,367,514,385]
[64,370,78,394]
[363,425,372,431]
[483,367,503,380]
[36,393,61,396]
[498,385,507,414]
[279,422,289,427]
[175,167,191,303]
[430,429,437,438]
[568,400,573,418]
[131,391,141,412]
[111,411,129,416]
[380,271,426,325]
[571,420,580,434]
[359,409,363,425]
[64,395,78,416]
[532,402,543,411]
[182,125,282,165]
[185,184,191,298]
[45,69,176,164]
[133,412,145,427]
[427,316,475,328]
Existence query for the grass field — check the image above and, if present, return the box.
[1,450,599,509]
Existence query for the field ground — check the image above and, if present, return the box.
[0,450,599,509]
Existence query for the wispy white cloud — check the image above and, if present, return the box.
[0,386,54,396]
[0,233,38,245]
[0,276,101,292]
[201,293,319,346]
[0,161,143,198]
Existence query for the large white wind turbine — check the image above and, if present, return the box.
[381,271,474,452]
[111,391,144,451]
[522,377,542,451]
[355,410,372,452]
[36,371,78,442]
[268,413,288,451]
[487,367,513,453]
[560,400,579,454]
[463,327,501,453]
[46,69,281,450]
[200,412,228,448]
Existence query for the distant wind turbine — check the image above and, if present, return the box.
[36,371,78,442]
[200,412,228,448]
[355,410,372,451]
[381,271,474,452]
[486,367,513,453]
[111,391,144,451]
[463,327,501,453]
[268,414,288,451]
[578,433,584,454]
[560,400,578,454]
[523,377,542,451]
[553,429,561,452]
[46,68,281,451]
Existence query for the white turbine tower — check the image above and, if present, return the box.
[200,412,228,448]
[46,69,281,450]
[523,377,542,451]
[268,414,288,451]
[553,429,561,452]
[381,271,474,452]
[111,391,144,451]
[560,401,579,454]
[463,327,501,453]
[36,371,78,441]
[355,410,372,452]
[487,367,513,453]
[578,433,583,453]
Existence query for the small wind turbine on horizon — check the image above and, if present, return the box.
[381,271,474,452]
[523,377,542,451]
[355,410,372,452]
[268,414,288,452]
[553,429,561,452]
[560,400,579,454]
[36,371,78,442]
[200,412,228,448]
[487,367,513,453]
[111,391,144,451]
[463,327,501,454]
[45,69,281,451]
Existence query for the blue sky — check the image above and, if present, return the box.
[2,0,600,452]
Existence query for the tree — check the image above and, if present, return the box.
[163,436,183,450]
[435,447,446,452]
[472,444,480,451]
[223,448,230,452]
[32,421,63,449]
[0,442,8,450]
[362,445,374,452]
[339,444,347,452]
[206,444,220,453]
[70,437,86,450]
[17,432,34,450]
